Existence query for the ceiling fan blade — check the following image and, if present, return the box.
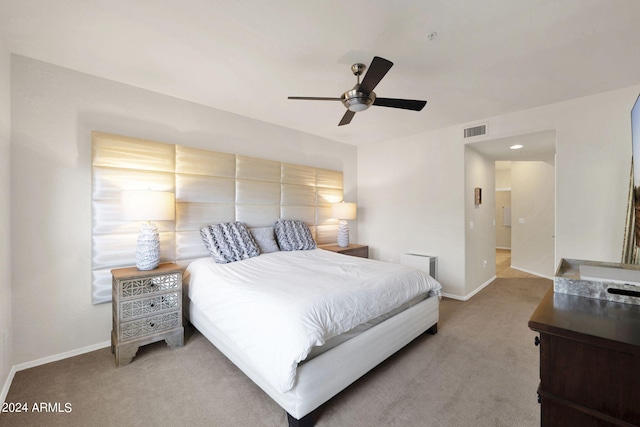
[338,110,355,126]
[288,96,341,101]
[373,98,427,111]
[359,56,393,94]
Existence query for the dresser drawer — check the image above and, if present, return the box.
[120,311,181,341]
[118,272,180,299]
[120,292,180,320]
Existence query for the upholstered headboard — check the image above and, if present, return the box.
[91,132,344,304]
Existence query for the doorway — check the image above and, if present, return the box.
[468,130,557,280]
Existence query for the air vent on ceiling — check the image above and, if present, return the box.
[464,124,487,138]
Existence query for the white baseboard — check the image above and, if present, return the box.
[14,340,111,372]
[440,293,467,301]
[441,275,497,301]
[1,340,110,404]
[1,366,16,404]
[509,265,553,280]
[495,246,511,250]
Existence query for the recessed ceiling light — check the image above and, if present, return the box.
[510,144,524,150]
[426,32,437,41]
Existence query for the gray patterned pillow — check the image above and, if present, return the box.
[249,227,280,253]
[200,222,260,263]
[274,219,316,251]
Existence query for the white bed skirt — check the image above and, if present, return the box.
[188,294,439,420]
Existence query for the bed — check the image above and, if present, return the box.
[183,221,441,426]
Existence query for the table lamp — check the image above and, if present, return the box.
[121,190,175,270]
[331,202,357,248]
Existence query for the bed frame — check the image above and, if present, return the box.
[187,293,439,426]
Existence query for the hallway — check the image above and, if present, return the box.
[496,249,540,279]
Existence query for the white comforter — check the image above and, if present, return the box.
[185,249,441,393]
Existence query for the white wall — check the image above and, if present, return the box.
[511,160,556,278]
[495,168,511,189]
[358,85,639,298]
[10,56,357,366]
[495,190,511,249]
[464,146,496,294]
[0,33,12,393]
[358,127,467,296]
[495,166,512,249]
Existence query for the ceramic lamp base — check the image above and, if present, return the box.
[136,222,160,270]
[337,219,350,248]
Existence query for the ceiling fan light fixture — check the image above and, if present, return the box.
[341,89,376,112]
[345,100,370,112]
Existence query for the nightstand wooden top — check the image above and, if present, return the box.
[318,243,367,252]
[111,262,182,279]
[318,243,368,258]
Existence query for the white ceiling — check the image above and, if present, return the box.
[469,130,557,161]
[1,0,640,148]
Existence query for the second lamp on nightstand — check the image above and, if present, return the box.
[331,202,357,247]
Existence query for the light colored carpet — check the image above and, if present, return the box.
[496,249,538,279]
[1,276,551,427]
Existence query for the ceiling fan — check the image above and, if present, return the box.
[288,56,427,126]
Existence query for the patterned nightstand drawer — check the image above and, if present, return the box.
[120,292,180,320]
[120,311,181,341]
[119,272,180,299]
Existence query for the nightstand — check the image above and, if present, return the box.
[111,263,184,367]
[319,243,369,258]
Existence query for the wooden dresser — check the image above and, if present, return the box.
[528,289,640,426]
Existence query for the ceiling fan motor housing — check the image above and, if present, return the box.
[341,86,376,112]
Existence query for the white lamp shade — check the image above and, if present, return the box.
[331,202,357,220]
[121,190,175,221]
